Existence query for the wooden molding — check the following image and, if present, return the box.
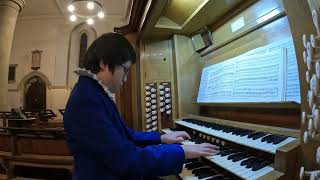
[114,0,149,35]
[199,104,300,129]
[210,0,258,31]
[201,11,286,57]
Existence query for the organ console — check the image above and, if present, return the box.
[120,0,320,179]
[162,114,299,180]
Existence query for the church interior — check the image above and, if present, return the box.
[0,0,319,179]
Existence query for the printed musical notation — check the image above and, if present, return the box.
[197,38,301,103]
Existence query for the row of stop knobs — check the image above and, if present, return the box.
[302,7,320,144]
[145,84,158,132]
[300,8,320,180]
[159,84,172,115]
[144,83,173,131]
[300,145,320,180]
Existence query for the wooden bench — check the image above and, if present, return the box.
[22,109,57,122]
[58,109,65,116]
[21,110,64,128]
[0,112,35,128]
[0,127,72,179]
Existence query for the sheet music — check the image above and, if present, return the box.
[197,38,301,103]
[264,39,301,103]
[197,49,285,102]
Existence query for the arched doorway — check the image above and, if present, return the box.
[24,76,46,111]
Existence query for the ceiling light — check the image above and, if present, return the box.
[87,18,94,25]
[98,11,104,18]
[67,4,75,12]
[70,15,77,22]
[87,2,95,10]
[67,0,103,23]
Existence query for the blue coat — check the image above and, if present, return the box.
[64,76,185,180]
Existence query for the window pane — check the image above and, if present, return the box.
[79,33,88,68]
[8,66,16,81]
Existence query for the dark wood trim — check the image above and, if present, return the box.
[210,0,258,31]
[138,0,169,41]
[199,106,300,129]
[115,34,140,129]
[114,0,149,35]
[201,11,286,57]
[134,42,143,131]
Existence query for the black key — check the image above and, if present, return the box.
[220,146,231,150]
[192,167,211,174]
[191,137,206,144]
[232,154,250,162]
[251,132,268,140]
[227,152,242,160]
[224,177,233,180]
[252,161,270,171]
[170,127,183,131]
[215,147,231,155]
[266,135,280,143]
[238,130,254,137]
[220,150,236,156]
[197,170,217,179]
[240,157,257,166]
[247,132,258,139]
[206,174,224,180]
[272,136,288,144]
[231,129,241,135]
[185,162,204,170]
[246,159,264,168]
[261,135,274,142]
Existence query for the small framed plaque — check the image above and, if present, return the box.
[31,50,42,70]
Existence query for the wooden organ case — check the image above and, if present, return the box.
[133,0,320,179]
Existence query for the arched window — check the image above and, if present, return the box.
[67,23,97,86]
[78,33,88,68]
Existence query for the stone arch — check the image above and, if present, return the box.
[18,71,51,90]
[66,22,97,87]
[16,72,51,110]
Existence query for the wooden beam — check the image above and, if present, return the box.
[201,11,286,57]
[138,0,169,41]
[114,0,149,35]
[210,0,258,31]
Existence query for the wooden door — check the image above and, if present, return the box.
[25,77,46,111]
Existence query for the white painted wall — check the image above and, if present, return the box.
[7,16,125,120]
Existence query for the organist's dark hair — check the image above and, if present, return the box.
[84,32,136,74]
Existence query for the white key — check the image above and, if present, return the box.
[175,120,296,155]
[182,141,196,145]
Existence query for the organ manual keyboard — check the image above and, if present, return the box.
[162,115,300,180]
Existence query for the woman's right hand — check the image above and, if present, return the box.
[181,143,220,159]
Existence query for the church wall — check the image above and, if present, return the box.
[7,16,123,118]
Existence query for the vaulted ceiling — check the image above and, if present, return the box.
[139,0,252,41]
[18,0,133,23]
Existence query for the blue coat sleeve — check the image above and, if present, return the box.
[126,128,161,146]
[64,94,185,177]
